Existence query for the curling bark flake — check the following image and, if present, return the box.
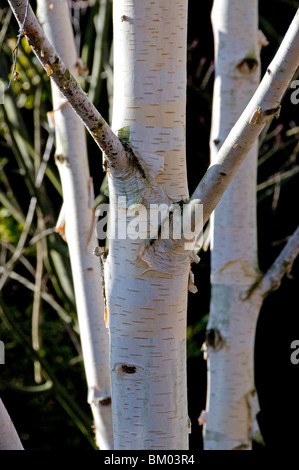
[104,0,191,449]
[37,0,113,449]
[204,0,263,450]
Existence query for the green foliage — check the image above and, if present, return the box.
[187,314,209,358]
[0,1,112,449]
[0,207,21,243]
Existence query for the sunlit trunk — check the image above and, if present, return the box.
[106,0,190,449]
[204,0,262,450]
[37,0,113,449]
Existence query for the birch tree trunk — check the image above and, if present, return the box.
[104,0,191,449]
[36,0,113,449]
[203,0,295,450]
[203,0,263,450]
[0,398,23,450]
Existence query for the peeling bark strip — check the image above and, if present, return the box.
[190,6,299,226]
[8,0,126,168]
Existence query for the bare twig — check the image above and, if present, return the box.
[242,224,299,301]
[260,224,299,297]
[1,240,36,276]
[145,9,299,257]
[32,215,44,383]
[0,196,36,290]
[257,166,299,192]
[8,0,127,172]
[7,0,29,88]
[190,8,299,226]
[29,227,57,245]
[0,266,78,330]
[35,131,55,188]
[0,9,12,52]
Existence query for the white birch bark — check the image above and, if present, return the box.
[0,398,23,450]
[203,1,299,449]
[37,0,113,449]
[203,0,261,450]
[105,0,190,449]
[191,7,299,221]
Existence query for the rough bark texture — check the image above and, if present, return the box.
[37,0,113,449]
[191,7,299,224]
[203,2,299,450]
[204,0,261,450]
[8,0,125,162]
[105,0,190,450]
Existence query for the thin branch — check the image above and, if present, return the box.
[0,240,36,277]
[35,131,55,188]
[260,224,299,297]
[258,129,293,167]
[33,84,43,174]
[7,0,29,88]
[143,9,299,260]
[0,196,37,290]
[0,376,53,393]
[0,9,12,52]
[32,215,44,383]
[190,8,299,227]
[8,0,127,172]
[257,165,299,192]
[88,0,112,106]
[0,298,96,448]
[29,227,57,245]
[241,224,299,301]
[0,266,77,329]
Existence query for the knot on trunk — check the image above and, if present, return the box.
[236,57,258,74]
[205,328,225,351]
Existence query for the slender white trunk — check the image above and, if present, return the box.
[0,398,23,450]
[105,0,190,449]
[37,0,113,449]
[203,0,262,450]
